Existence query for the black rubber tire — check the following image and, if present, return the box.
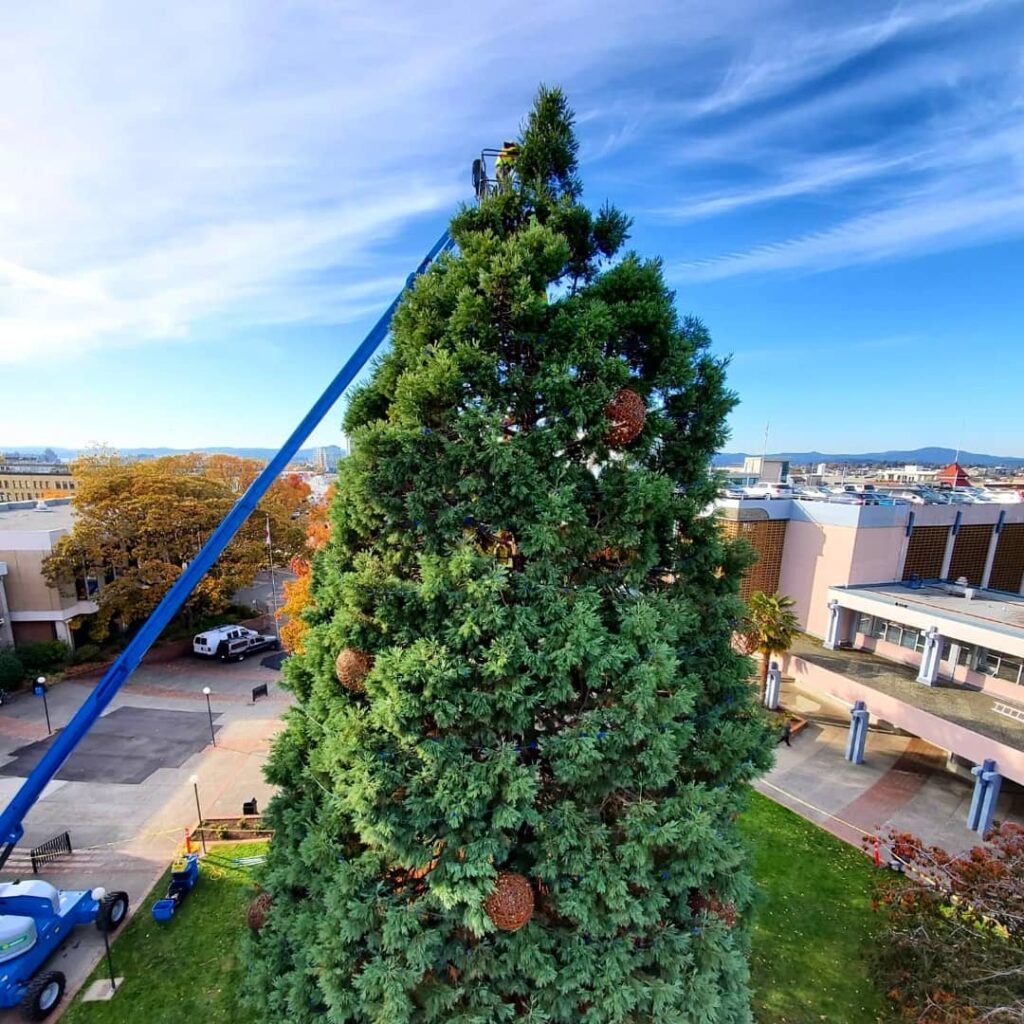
[20,970,65,1021]
[96,890,130,933]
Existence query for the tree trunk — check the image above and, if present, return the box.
[758,647,771,704]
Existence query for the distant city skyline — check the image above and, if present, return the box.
[2,2,1023,453]
[4,443,1023,467]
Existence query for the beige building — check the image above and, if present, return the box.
[0,461,77,503]
[0,500,96,649]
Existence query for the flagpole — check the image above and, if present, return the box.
[265,513,280,642]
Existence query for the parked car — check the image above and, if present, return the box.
[193,625,279,661]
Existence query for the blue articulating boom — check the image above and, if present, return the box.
[0,229,454,869]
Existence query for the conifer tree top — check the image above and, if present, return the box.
[250,86,770,1024]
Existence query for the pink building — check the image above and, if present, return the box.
[717,497,1024,784]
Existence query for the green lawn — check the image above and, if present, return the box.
[63,803,888,1023]
[63,841,267,1024]
[740,791,890,1023]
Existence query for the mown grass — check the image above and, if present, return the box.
[63,800,890,1023]
[62,841,267,1024]
[741,790,890,1023]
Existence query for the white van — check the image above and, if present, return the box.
[193,624,279,661]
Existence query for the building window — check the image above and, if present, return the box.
[984,653,1024,685]
[865,616,929,652]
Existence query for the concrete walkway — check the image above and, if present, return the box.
[760,678,1024,854]
[0,656,291,1022]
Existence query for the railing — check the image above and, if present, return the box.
[30,830,72,874]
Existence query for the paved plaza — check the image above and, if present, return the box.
[762,676,1024,852]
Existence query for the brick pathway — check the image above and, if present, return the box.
[758,680,1024,855]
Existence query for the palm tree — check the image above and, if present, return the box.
[741,591,799,702]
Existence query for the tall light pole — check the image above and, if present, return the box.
[265,513,281,644]
[35,677,51,736]
[189,775,207,854]
[202,686,216,747]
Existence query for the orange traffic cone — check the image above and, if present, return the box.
[184,827,193,854]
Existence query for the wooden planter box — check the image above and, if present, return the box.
[194,815,274,842]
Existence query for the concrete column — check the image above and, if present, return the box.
[0,569,14,650]
[980,513,1004,589]
[824,599,841,649]
[845,699,869,764]
[967,759,1003,835]
[763,661,782,711]
[946,642,961,681]
[940,513,961,580]
[916,626,942,686]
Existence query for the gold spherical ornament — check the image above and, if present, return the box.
[689,888,736,927]
[478,529,519,569]
[604,388,646,447]
[248,891,273,931]
[484,871,535,931]
[335,648,373,693]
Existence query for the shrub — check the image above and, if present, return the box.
[870,823,1024,1022]
[71,643,103,665]
[15,640,70,675]
[0,651,24,687]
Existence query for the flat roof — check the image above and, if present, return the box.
[0,502,75,532]
[830,580,1024,658]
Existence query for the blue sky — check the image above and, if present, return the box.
[2,0,1023,456]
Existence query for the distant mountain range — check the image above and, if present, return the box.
[712,448,1024,468]
[1,445,326,463]
[5,444,1022,468]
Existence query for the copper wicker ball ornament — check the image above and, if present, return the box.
[248,891,273,931]
[335,648,373,693]
[603,388,646,447]
[483,871,535,931]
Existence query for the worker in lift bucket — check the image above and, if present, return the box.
[495,140,520,190]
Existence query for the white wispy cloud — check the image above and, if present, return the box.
[661,149,921,220]
[1,0,1022,365]
[658,1,1024,278]
[681,0,1004,119]
[676,186,1024,281]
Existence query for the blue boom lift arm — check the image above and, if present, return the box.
[0,229,454,868]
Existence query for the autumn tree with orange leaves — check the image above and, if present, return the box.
[276,486,334,654]
[44,451,311,641]
[870,821,1024,1023]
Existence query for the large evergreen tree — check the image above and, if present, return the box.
[248,87,773,1023]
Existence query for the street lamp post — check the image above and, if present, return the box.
[202,686,216,746]
[34,677,51,736]
[265,514,281,646]
[190,774,207,854]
